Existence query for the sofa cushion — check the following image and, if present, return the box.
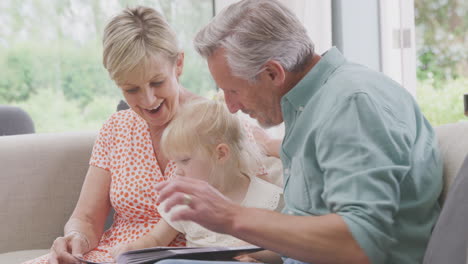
[0,249,49,264]
[0,132,96,253]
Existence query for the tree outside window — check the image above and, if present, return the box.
[415,0,468,125]
[0,0,215,132]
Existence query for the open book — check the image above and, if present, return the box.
[75,245,263,264]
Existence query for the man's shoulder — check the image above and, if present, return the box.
[326,63,398,93]
[314,63,412,112]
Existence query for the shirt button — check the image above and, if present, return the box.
[284,168,290,175]
[288,210,293,215]
[298,106,304,112]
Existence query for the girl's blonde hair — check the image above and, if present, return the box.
[161,100,261,190]
[102,6,180,83]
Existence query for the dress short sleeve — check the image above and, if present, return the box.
[89,114,115,171]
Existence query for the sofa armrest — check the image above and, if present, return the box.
[0,131,96,253]
[435,121,468,203]
[422,154,468,264]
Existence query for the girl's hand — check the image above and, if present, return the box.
[234,254,261,263]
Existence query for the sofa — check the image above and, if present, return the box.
[0,131,96,263]
[0,122,467,264]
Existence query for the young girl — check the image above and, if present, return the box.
[111,99,283,260]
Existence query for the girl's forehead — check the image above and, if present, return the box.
[171,149,194,159]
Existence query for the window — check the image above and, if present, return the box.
[333,0,467,126]
[0,0,215,133]
[414,0,468,125]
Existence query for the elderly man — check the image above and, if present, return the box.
[156,0,443,263]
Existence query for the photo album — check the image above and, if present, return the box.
[75,245,263,264]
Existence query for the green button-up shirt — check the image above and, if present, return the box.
[280,47,442,264]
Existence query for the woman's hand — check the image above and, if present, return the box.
[48,231,90,264]
[49,166,112,263]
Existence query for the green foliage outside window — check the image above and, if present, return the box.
[417,79,467,126]
[414,0,467,125]
[0,0,466,132]
[415,0,467,84]
[0,0,215,132]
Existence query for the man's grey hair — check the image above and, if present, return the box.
[194,0,314,82]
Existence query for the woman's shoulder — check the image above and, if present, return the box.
[100,109,145,132]
[106,108,140,123]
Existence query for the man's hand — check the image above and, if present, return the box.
[155,176,241,234]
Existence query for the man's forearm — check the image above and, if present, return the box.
[229,207,370,264]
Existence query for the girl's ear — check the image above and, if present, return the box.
[215,143,230,162]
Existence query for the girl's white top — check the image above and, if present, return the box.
[158,177,283,247]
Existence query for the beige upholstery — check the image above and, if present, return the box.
[0,132,96,260]
[0,250,49,264]
[0,121,466,263]
[434,121,468,203]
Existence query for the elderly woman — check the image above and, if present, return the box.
[24,6,275,264]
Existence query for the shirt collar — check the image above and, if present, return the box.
[281,47,346,111]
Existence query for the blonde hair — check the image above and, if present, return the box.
[161,100,261,191]
[194,0,314,82]
[102,6,180,83]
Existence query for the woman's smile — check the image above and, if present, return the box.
[142,100,165,119]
